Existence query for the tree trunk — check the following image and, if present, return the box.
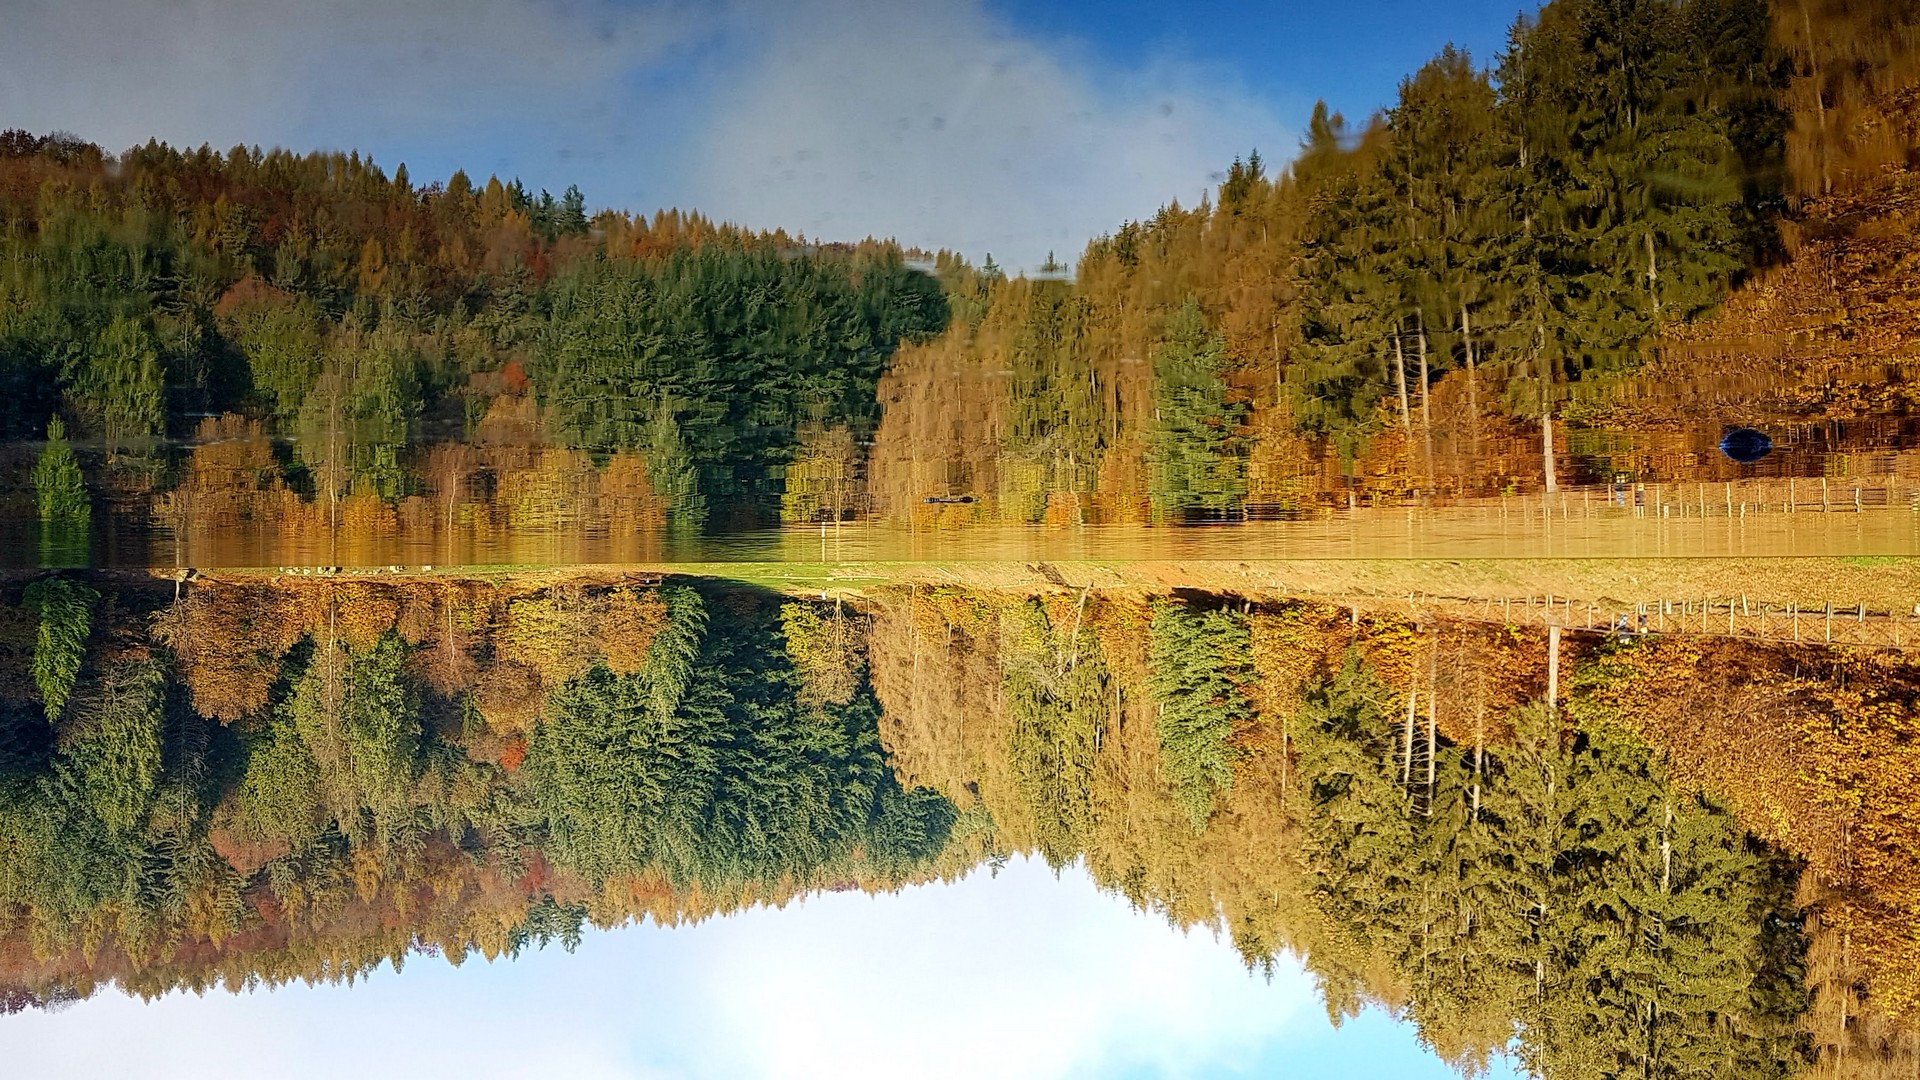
[1424,676,1437,816]
[1416,313,1434,488]
[1547,625,1561,713]
[1402,685,1418,786]
[1472,699,1484,820]
[1542,407,1558,494]
[1646,229,1661,318]
[1799,0,1831,196]
[1461,299,1481,465]
[1393,333,1412,436]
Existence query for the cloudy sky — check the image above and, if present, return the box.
[0,0,1525,270]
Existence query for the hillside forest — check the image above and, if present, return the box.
[4,0,1920,553]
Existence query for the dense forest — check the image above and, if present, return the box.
[871,0,1920,522]
[3,0,1917,553]
[0,129,952,539]
[867,584,1920,1079]
[8,570,1920,1077]
[0,573,957,1004]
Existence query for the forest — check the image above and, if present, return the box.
[4,0,1918,551]
[866,584,1920,1079]
[5,570,1920,1078]
[0,573,956,1005]
[0,131,952,538]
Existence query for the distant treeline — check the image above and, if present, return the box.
[0,131,950,530]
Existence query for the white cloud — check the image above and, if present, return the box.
[0,0,698,184]
[674,858,1314,1079]
[685,0,1294,270]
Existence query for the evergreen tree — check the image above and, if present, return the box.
[1146,598,1253,830]
[83,316,165,460]
[31,415,88,528]
[22,578,97,721]
[1001,598,1107,865]
[1147,298,1247,518]
[557,185,589,236]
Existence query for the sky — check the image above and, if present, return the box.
[0,0,1529,270]
[1,857,1525,1080]
[0,4,1543,1075]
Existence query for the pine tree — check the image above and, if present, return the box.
[1147,298,1247,518]
[22,577,97,721]
[1146,598,1253,830]
[32,415,88,528]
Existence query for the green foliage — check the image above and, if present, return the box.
[1000,598,1108,865]
[226,295,326,419]
[641,396,706,531]
[780,601,861,708]
[1001,283,1100,516]
[283,630,423,848]
[1293,0,1784,450]
[505,894,588,957]
[295,322,422,501]
[532,248,946,521]
[61,655,167,835]
[223,711,327,857]
[1283,650,1811,1079]
[1147,299,1247,516]
[525,585,952,889]
[31,416,89,527]
[22,577,97,720]
[1145,598,1252,830]
[82,316,166,456]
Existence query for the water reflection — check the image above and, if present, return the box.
[3,571,1917,1075]
[1721,427,1775,463]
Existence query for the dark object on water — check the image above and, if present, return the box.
[923,495,976,504]
[1720,427,1773,463]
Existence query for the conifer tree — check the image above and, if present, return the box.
[1146,598,1253,830]
[1147,298,1246,518]
[22,577,97,721]
[32,416,88,529]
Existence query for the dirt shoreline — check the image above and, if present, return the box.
[12,556,1903,614]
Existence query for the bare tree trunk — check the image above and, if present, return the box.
[1417,312,1434,488]
[1547,625,1561,713]
[1402,684,1418,786]
[1800,0,1831,196]
[1424,680,1437,816]
[1542,407,1558,495]
[1472,699,1485,820]
[1646,230,1661,318]
[1393,333,1412,437]
[1661,798,1674,895]
[1461,299,1481,464]
[1273,323,1283,406]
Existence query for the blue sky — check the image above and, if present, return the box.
[3,0,1528,270]
[1,857,1524,1080]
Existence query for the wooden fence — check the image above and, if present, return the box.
[1328,589,1920,650]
